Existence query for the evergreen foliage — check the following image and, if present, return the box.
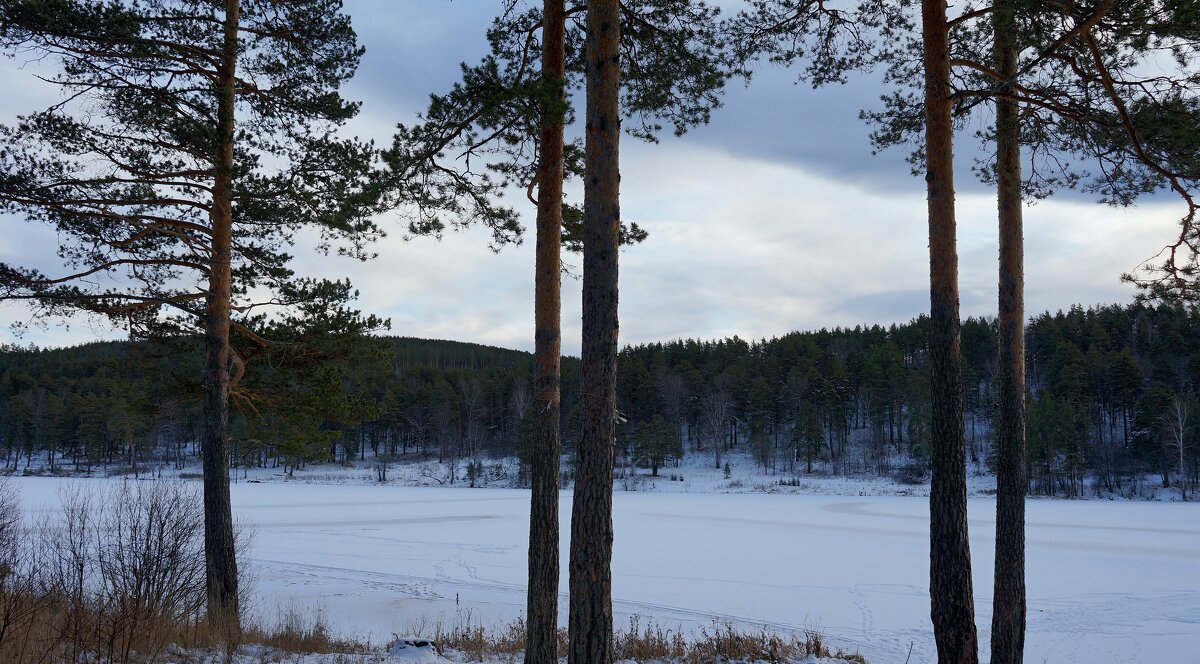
[5,302,1196,496]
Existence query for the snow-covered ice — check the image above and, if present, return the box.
[14,477,1199,664]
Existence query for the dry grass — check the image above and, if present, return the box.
[612,615,867,663]
[0,591,866,663]
[405,610,535,660]
[405,610,866,663]
[244,607,370,656]
[0,596,375,663]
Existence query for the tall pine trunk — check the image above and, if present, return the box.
[990,0,1027,660]
[920,0,978,661]
[525,0,566,662]
[568,0,620,662]
[201,0,241,638]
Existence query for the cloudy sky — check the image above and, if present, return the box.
[0,1,1182,353]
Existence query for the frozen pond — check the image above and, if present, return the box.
[16,478,1200,663]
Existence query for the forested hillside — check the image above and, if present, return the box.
[2,302,1196,496]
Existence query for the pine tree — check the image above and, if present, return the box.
[919,0,980,658]
[527,1,566,659]
[747,0,1200,656]
[990,0,1026,657]
[728,2,977,652]
[569,1,621,660]
[0,0,380,633]
[386,4,731,659]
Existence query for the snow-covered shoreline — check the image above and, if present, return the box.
[19,450,1183,502]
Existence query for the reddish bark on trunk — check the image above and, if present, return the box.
[568,1,621,662]
[525,0,567,662]
[921,0,979,660]
[991,0,1028,660]
[201,0,242,640]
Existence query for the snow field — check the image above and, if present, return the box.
[13,477,1199,664]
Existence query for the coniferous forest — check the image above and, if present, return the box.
[3,302,1196,498]
[0,0,1198,662]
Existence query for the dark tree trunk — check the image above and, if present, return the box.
[991,0,1027,661]
[568,1,620,662]
[201,0,241,640]
[525,1,566,661]
[921,0,979,661]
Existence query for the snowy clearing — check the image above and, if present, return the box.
[14,477,1199,664]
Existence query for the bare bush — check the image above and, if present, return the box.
[0,479,253,662]
[683,620,864,663]
[41,483,205,607]
[31,481,210,661]
[102,481,208,622]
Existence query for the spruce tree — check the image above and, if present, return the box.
[0,0,380,634]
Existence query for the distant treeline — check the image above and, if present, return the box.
[1,302,1197,496]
